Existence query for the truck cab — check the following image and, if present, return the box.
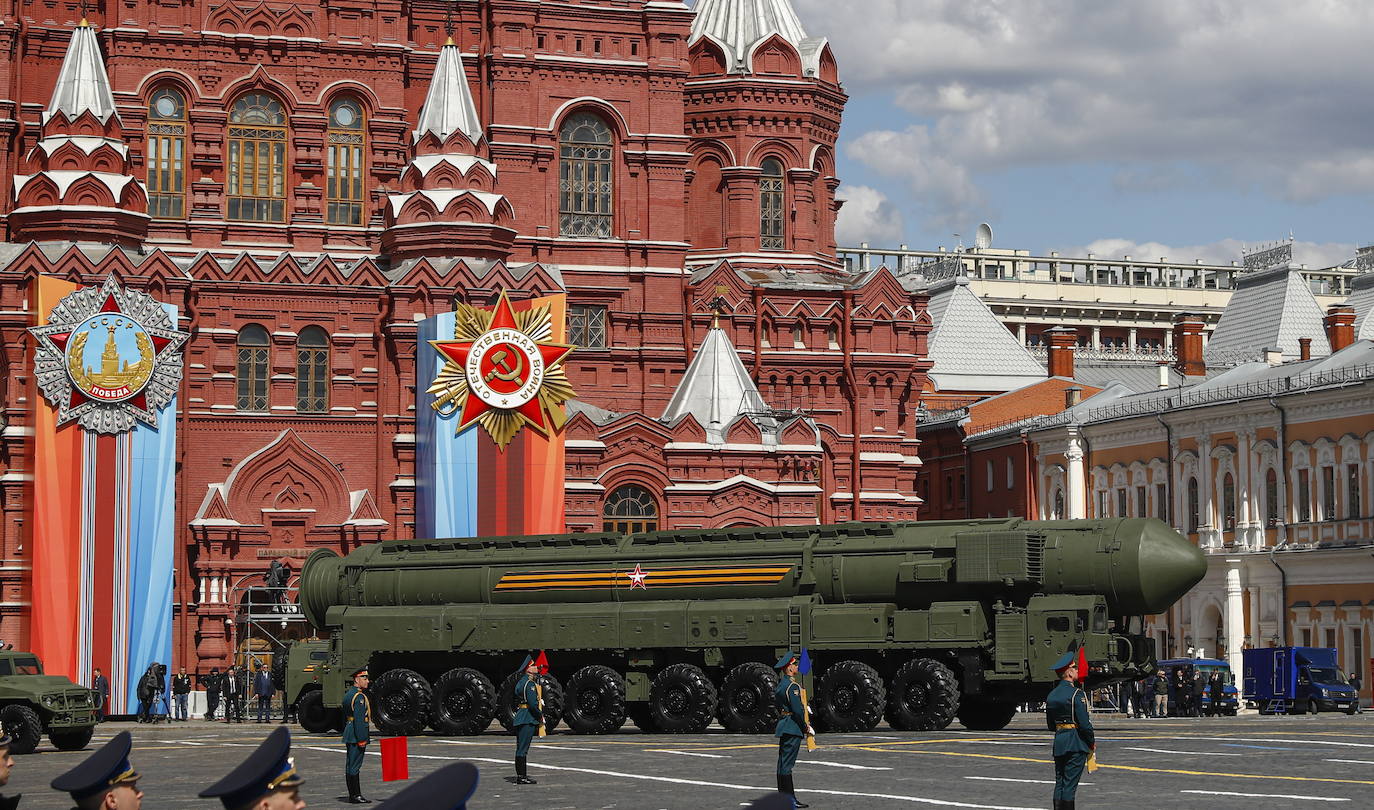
[282,639,341,733]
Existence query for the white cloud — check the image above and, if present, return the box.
[793,0,1374,215]
[1062,237,1356,270]
[834,184,905,246]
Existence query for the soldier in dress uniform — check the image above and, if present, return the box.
[199,725,305,810]
[375,762,478,809]
[773,651,813,809]
[511,651,547,786]
[0,731,19,810]
[49,730,142,810]
[1046,647,1094,810]
[341,667,372,804]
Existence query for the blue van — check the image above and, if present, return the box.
[1243,647,1359,714]
[1158,658,1239,716]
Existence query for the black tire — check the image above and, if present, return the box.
[430,668,497,736]
[49,727,94,751]
[1347,703,1358,716]
[370,668,434,737]
[1310,699,1321,715]
[271,652,288,691]
[0,705,43,754]
[716,662,779,733]
[296,689,338,734]
[564,665,627,735]
[885,658,959,731]
[628,702,658,732]
[815,660,885,733]
[650,664,717,733]
[497,672,566,733]
[957,699,1018,731]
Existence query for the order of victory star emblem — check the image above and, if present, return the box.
[28,276,189,435]
[427,291,576,450]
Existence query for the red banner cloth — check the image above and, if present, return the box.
[380,737,409,782]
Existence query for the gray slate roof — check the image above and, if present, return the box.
[414,42,484,144]
[924,276,1047,392]
[1345,272,1374,340]
[1204,265,1330,366]
[690,0,829,76]
[661,327,774,441]
[46,22,118,124]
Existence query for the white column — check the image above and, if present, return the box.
[1018,323,1028,346]
[1226,559,1246,678]
[209,576,220,604]
[1237,431,1253,548]
[1128,327,1138,351]
[1091,326,1102,350]
[1067,431,1087,519]
[1198,435,1216,547]
[1165,328,1174,353]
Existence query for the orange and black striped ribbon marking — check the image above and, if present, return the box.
[494,565,793,591]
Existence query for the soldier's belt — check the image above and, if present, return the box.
[518,703,529,709]
[1056,723,1078,730]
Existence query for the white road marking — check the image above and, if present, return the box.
[1124,746,1244,756]
[965,777,1094,786]
[647,749,730,758]
[430,739,493,746]
[1189,736,1374,749]
[533,744,600,751]
[1325,759,1374,765]
[1180,790,1350,802]
[806,760,892,771]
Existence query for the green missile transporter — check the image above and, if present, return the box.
[285,517,1204,735]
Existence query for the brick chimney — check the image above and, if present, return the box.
[1172,313,1207,377]
[1064,386,1083,408]
[1299,337,1312,361]
[1325,304,1356,352]
[1044,326,1078,379]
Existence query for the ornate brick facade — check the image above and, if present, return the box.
[0,1,930,673]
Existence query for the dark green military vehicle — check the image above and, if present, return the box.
[289,517,1204,736]
[0,651,98,753]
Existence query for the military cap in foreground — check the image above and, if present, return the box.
[376,762,478,809]
[0,730,17,810]
[51,729,141,808]
[200,726,304,810]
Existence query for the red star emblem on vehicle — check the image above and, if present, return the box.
[627,563,648,590]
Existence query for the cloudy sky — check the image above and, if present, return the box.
[774,0,1374,267]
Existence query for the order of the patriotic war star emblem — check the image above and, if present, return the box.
[28,276,189,434]
[428,290,576,450]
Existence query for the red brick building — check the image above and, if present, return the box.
[0,1,930,672]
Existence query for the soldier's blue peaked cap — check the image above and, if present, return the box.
[50,730,139,801]
[377,762,479,809]
[199,726,303,808]
[1051,649,1077,672]
[775,651,799,669]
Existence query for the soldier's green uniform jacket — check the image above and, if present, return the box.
[774,678,805,738]
[343,685,370,745]
[1045,679,1094,755]
[512,675,542,727]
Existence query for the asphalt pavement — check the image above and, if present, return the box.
[4,712,1372,808]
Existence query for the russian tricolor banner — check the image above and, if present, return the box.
[29,275,176,713]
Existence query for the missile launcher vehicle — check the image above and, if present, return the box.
[287,517,1204,735]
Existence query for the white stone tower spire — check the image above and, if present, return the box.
[45,18,120,124]
[690,0,828,76]
[413,38,484,145]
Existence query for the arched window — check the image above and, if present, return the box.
[326,98,366,225]
[1265,467,1279,526]
[760,158,785,250]
[227,93,287,222]
[295,326,330,413]
[236,324,270,411]
[602,485,658,533]
[1187,476,1200,534]
[1222,472,1236,529]
[559,112,613,238]
[147,88,187,218]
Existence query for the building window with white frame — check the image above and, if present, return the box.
[1006,457,1015,490]
[146,87,187,218]
[559,112,614,238]
[568,305,607,349]
[1297,469,1312,522]
[1265,468,1280,526]
[760,158,785,250]
[986,460,994,492]
[1322,466,1336,521]
[1155,482,1168,522]
[1347,463,1361,519]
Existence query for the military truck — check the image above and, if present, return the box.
[289,517,1204,736]
[280,639,343,733]
[0,651,98,753]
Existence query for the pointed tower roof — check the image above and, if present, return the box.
[414,40,483,145]
[661,327,771,438]
[690,0,828,75]
[1205,265,1331,365]
[925,276,1048,392]
[45,20,119,124]
[1345,271,1374,340]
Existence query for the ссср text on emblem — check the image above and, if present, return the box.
[428,291,576,449]
[29,276,189,434]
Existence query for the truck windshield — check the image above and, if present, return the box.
[11,657,41,675]
[1306,667,1348,685]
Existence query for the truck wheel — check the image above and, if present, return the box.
[0,705,43,754]
[717,662,779,733]
[957,699,1017,731]
[498,672,568,734]
[430,668,497,736]
[650,664,717,733]
[49,727,93,751]
[815,660,885,733]
[564,665,627,735]
[296,690,338,734]
[885,658,958,731]
[628,702,658,732]
[1310,699,1321,715]
[371,669,434,737]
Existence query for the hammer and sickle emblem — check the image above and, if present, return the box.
[485,348,526,386]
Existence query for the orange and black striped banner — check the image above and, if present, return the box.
[494,564,793,592]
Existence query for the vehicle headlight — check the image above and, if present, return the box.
[41,695,56,707]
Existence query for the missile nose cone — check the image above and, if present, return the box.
[1135,519,1206,614]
